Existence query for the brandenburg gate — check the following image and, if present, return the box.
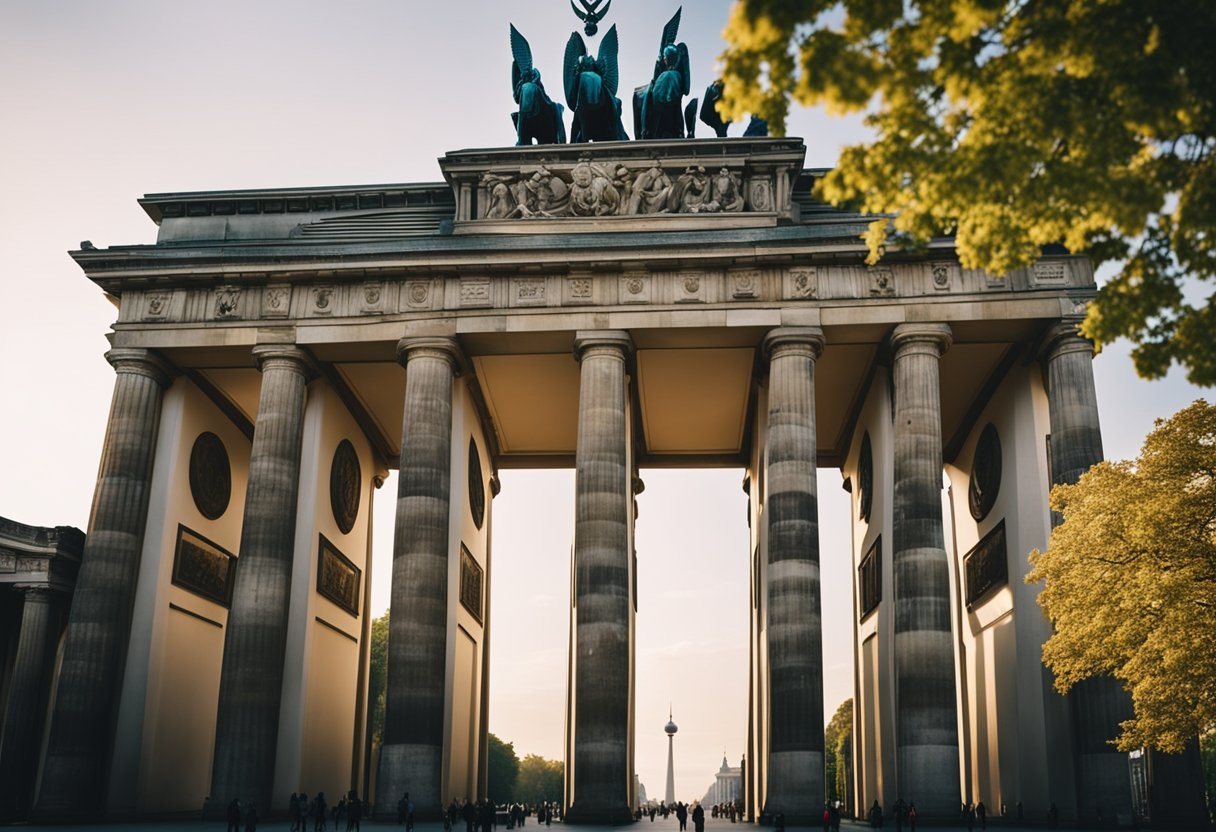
[10,135,1156,824]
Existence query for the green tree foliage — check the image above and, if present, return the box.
[368,611,390,748]
[720,1,1216,384]
[824,699,853,804]
[515,754,564,805]
[488,733,521,804]
[1027,400,1216,753]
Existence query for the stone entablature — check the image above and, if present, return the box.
[0,516,83,592]
[112,258,1095,327]
[440,137,806,231]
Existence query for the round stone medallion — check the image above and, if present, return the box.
[189,431,231,520]
[330,439,361,535]
[858,431,873,523]
[468,438,486,531]
[969,423,1002,522]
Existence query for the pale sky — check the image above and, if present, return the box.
[0,0,1206,806]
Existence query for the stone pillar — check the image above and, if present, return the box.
[0,588,58,820]
[760,326,825,823]
[890,323,960,815]
[376,336,460,818]
[207,345,315,812]
[565,330,634,825]
[33,348,172,820]
[1042,322,1134,820]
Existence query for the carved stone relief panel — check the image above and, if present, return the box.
[359,281,385,314]
[745,177,773,212]
[564,275,594,306]
[213,286,243,320]
[675,273,706,304]
[510,277,547,308]
[1031,261,1067,286]
[329,439,361,535]
[262,285,291,318]
[785,267,818,300]
[402,279,437,311]
[730,270,761,300]
[309,286,336,316]
[143,292,172,321]
[619,272,650,305]
[189,431,231,521]
[969,423,1002,522]
[867,267,895,297]
[931,261,953,291]
[459,278,492,308]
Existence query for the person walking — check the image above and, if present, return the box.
[977,801,987,830]
[908,804,917,832]
[226,798,243,832]
[244,802,258,832]
[692,803,705,832]
[347,792,362,832]
[315,792,328,832]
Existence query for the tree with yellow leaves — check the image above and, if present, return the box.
[1027,400,1216,753]
[720,1,1216,384]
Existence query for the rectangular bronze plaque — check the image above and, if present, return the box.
[858,535,882,620]
[964,520,1008,608]
[172,524,236,607]
[460,544,483,623]
[317,534,361,617]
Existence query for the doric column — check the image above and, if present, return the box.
[890,322,960,815]
[566,330,634,825]
[1042,321,1133,818]
[0,588,58,820]
[33,348,172,820]
[760,326,826,823]
[207,345,315,813]
[376,336,461,818]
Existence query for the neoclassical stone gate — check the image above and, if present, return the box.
[18,137,1170,824]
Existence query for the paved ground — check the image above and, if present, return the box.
[6,817,1210,831]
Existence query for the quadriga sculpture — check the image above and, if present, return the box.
[563,24,629,142]
[510,25,566,146]
[640,8,691,139]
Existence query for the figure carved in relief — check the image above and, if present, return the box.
[570,162,621,216]
[628,164,672,214]
[669,165,711,213]
[711,167,744,212]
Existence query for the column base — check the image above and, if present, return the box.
[375,742,442,820]
[564,800,635,826]
[761,750,824,825]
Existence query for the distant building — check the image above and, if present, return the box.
[701,754,741,806]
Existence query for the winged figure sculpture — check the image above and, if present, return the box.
[563,24,629,142]
[640,7,691,140]
[510,25,566,145]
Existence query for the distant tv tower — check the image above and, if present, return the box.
[664,706,678,805]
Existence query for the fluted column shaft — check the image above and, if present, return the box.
[890,323,960,814]
[208,345,314,811]
[0,588,58,820]
[376,337,460,818]
[1043,323,1133,818]
[33,348,172,820]
[566,330,634,825]
[761,327,825,822]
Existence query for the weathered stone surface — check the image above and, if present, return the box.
[376,337,461,818]
[207,345,315,814]
[761,327,825,824]
[890,323,960,816]
[33,349,173,820]
[0,589,58,820]
[565,330,634,826]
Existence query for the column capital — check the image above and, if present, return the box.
[762,326,825,361]
[104,348,175,389]
[890,322,952,358]
[573,330,633,363]
[396,336,463,373]
[15,585,54,602]
[1039,318,1095,363]
[251,344,319,380]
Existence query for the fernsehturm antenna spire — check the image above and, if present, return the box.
[664,706,678,805]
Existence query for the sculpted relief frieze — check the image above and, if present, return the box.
[480,161,750,220]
